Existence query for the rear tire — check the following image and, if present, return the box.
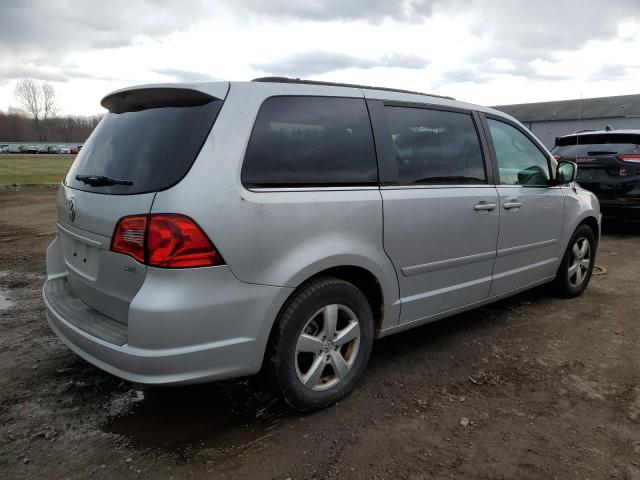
[553,224,596,298]
[267,277,374,412]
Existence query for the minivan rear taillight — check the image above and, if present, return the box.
[111,215,147,264]
[618,154,640,163]
[111,214,224,268]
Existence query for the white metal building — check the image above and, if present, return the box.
[493,94,640,148]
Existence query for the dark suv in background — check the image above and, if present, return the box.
[552,129,640,219]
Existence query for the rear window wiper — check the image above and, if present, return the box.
[587,151,618,155]
[75,175,133,187]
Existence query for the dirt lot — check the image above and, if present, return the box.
[1,186,639,480]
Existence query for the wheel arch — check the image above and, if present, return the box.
[258,260,400,370]
[283,255,399,329]
[577,216,600,244]
[560,187,601,252]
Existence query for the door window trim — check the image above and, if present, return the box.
[479,112,556,187]
[367,100,495,187]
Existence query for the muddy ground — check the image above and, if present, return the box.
[0,186,639,479]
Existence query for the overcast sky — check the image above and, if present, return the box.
[1,0,639,116]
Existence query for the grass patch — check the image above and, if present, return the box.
[0,154,75,186]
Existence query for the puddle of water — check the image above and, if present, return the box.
[0,291,13,311]
[104,380,288,462]
[0,271,14,311]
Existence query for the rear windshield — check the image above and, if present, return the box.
[65,88,223,194]
[553,133,640,157]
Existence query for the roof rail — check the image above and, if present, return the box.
[251,77,455,100]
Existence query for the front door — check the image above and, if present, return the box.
[484,117,565,296]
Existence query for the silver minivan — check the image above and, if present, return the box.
[44,78,600,411]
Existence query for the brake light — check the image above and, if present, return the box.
[553,154,562,161]
[147,214,222,267]
[111,215,146,263]
[111,214,224,268]
[618,154,640,163]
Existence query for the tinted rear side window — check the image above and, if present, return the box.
[553,133,640,157]
[241,96,377,187]
[65,88,223,195]
[383,106,486,185]
[556,133,640,146]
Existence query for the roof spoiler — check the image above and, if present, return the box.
[101,88,216,113]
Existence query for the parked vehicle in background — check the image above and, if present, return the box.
[0,144,8,152]
[19,145,38,153]
[59,147,71,154]
[552,129,640,219]
[44,79,601,411]
[69,145,83,154]
[7,145,21,153]
[48,146,61,154]
[37,145,49,154]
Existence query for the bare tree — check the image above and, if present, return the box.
[14,79,42,139]
[61,115,72,143]
[0,109,102,142]
[14,78,58,141]
[42,83,58,141]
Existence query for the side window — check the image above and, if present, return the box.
[242,96,377,187]
[383,106,486,185]
[487,119,550,186]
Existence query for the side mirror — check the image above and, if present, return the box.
[556,160,577,184]
[517,165,547,185]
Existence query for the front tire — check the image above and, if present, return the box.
[554,224,596,298]
[267,277,374,412]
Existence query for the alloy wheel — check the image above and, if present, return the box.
[568,237,591,288]
[295,304,361,391]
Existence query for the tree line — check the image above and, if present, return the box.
[0,109,102,143]
[0,78,102,143]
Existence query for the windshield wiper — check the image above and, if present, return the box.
[587,151,617,155]
[75,175,133,187]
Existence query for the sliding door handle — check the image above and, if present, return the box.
[503,199,523,209]
[474,202,497,211]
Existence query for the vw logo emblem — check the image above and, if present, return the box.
[68,198,76,222]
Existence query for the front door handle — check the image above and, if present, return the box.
[474,201,497,211]
[503,198,523,209]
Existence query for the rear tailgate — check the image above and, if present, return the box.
[55,186,154,323]
[575,154,638,196]
[553,133,640,197]
[51,84,228,326]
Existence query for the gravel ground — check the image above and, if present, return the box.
[1,186,639,480]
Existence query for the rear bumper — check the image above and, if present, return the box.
[599,200,640,220]
[44,266,291,386]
